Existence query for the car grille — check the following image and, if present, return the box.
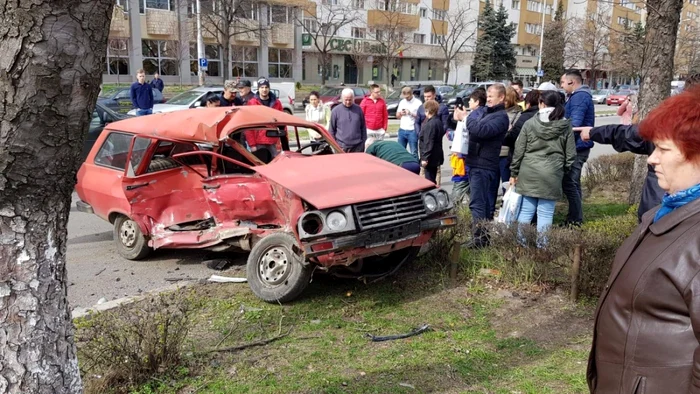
[354,192,427,230]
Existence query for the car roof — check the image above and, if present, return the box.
[104,106,316,144]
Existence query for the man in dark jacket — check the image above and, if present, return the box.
[417,85,450,135]
[419,100,445,183]
[220,80,242,106]
[560,70,595,226]
[130,69,154,116]
[329,88,367,152]
[236,79,255,105]
[465,84,510,248]
[150,72,164,92]
[577,124,660,222]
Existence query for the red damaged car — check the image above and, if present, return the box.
[75,106,456,302]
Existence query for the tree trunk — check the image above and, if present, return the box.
[444,61,450,84]
[628,0,684,203]
[0,1,113,392]
[222,39,231,82]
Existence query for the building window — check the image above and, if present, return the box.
[525,23,542,35]
[420,7,427,17]
[377,0,415,14]
[617,16,631,26]
[142,40,179,76]
[106,39,129,76]
[116,0,129,11]
[232,46,258,77]
[269,5,289,23]
[303,19,319,33]
[413,33,425,44]
[353,0,365,8]
[189,44,221,77]
[526,0,542,12]
[511,0,520,9]
[352,27,366,38]
[375,29,385,41]
[235,2,259,20]
[430,34,444,45]
[322,0,339,5]
[268,48,293,78]
[141,0,174,13]
[333,64,340,79]
[511,22,518,32]
[432,9,446,20]
[691,0,698,5]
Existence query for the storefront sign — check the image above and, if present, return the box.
[302,34,387,55]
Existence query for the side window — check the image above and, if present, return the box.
[129,137,153,175]
[115,90,130,100]
[95,132,133,170]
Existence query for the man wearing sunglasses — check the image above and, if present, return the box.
[560,70,595,226]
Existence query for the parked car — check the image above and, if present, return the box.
[83,102,131,160]
[301,86,369,109]
[97,87,164,114]
[75,106,456,302]
[606,89,633,106]
[591,89,611,104]
[444,88,473,113]
[126,86,293,115]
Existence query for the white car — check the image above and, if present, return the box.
[591,89,610,104]
[128,85,294,115]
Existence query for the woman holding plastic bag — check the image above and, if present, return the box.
[509,90,576,245]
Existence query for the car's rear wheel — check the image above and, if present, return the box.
[284,108,293,115]
[114,215,151,260]
[246,232,312,303]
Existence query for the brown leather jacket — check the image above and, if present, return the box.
[588,198,700,393]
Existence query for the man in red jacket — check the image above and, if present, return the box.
[360,84,389,140]
[246,77,284,158]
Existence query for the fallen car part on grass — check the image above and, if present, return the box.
[365,324,431,342]
[208,275,247,283]
[203,258,233,270]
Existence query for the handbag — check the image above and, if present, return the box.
[497,185,522,224]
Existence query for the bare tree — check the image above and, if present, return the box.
[294,1,361,85]
[434,2,477,84]
[199,0,266,81]
[0,0,113,392]
[674,25,700,77]
[348,34,371,86]
[371,4,413,87]
[566,8,611,88]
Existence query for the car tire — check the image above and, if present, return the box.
[246,232,312,303]
[284,108,293,115]
[114,215,151,260]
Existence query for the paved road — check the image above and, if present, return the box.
[65,113,623,311]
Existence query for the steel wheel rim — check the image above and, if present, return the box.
[120,220,138,248]
[258,246,290,286]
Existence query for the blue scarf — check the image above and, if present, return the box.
[654,184,700,223]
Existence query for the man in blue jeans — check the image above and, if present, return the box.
[396,86,422,158]
[130,68,154,116]
[560,70,595,226]
[464,84,510,248]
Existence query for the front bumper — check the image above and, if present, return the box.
[303,215,457,258]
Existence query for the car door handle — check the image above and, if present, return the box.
[203,184,220,190]
[126,183,149,191]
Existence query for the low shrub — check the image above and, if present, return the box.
[582,152,635,194]
[76,289,196,393]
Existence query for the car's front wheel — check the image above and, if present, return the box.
[246,232,312,303]
[113,215,151,260]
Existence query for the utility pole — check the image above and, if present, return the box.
[536,0,547,85]
[196,0,206,86]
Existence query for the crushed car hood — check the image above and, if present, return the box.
[254,153,435,209]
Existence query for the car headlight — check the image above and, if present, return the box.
[424,194,437,212]
[300,213,324,235]
[326,211,348,231]
[436,190,449,208]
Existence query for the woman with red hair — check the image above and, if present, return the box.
[587,87,700,393]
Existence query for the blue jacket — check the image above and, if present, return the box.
[150,78,164,92]
[464,104,509,171]
[416,102,450,136]
[565,85,595,151]
[130,82,154,110]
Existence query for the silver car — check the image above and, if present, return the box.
[591,89,610,104]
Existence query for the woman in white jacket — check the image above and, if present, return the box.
[304,91,331,143]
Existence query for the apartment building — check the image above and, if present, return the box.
[300,0,477,85]
[104,0,306,85]
[675,0,700,77]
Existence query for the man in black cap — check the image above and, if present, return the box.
[237,79,255,105]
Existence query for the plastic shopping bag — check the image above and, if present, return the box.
[497,185,522,224]
[450,121,469,154]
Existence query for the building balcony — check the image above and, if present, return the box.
[110,5,130,38]
[367,10,420,30]
[146,8,178,36]
[270,24,294,45]
[234,19,260,44]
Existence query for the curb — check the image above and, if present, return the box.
[71,280,199,320]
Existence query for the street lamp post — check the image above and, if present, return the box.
[536,0,557,85]
[196,0,206,86]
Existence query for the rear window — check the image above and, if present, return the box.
[95,132,133,170]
